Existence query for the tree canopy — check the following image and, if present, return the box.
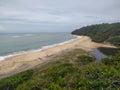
[72,22,120,46]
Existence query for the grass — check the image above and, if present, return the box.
[0,49,120,90]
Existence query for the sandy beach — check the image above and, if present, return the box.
[0,36,116,78]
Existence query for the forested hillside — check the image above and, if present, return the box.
[72,23,120,46]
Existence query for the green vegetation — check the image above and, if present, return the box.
[72,22,120,46]
[0,49,120,90]
[107,36,120,47]
[98,47,119,56]
[0,70,33,90]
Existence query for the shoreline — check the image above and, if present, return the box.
[0,36,116,79]
[0,35,78,61]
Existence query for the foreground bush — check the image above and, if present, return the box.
[0,70,33,90]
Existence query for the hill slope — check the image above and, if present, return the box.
[0,49,120,90]
[72,23,120,46]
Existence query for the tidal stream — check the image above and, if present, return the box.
[89,48,107,61]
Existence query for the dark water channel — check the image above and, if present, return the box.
[89,48,107,61]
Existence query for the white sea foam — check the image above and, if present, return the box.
[12,34,33,38]
[12,35,21,38]
[0,51,27,61]
[0,57,5,61]
[0,36,82,61]
[24,34,33,36]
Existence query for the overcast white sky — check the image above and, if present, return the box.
[0,0,120,33]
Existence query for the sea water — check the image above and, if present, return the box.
[0,32,75,61]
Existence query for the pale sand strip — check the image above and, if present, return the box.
[0,36,116,78]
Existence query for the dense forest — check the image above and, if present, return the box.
[72,22,120,46]
[0,49,120,90]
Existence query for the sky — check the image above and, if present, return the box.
[0,0,120,33]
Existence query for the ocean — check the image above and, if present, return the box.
[0,32,75,60]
